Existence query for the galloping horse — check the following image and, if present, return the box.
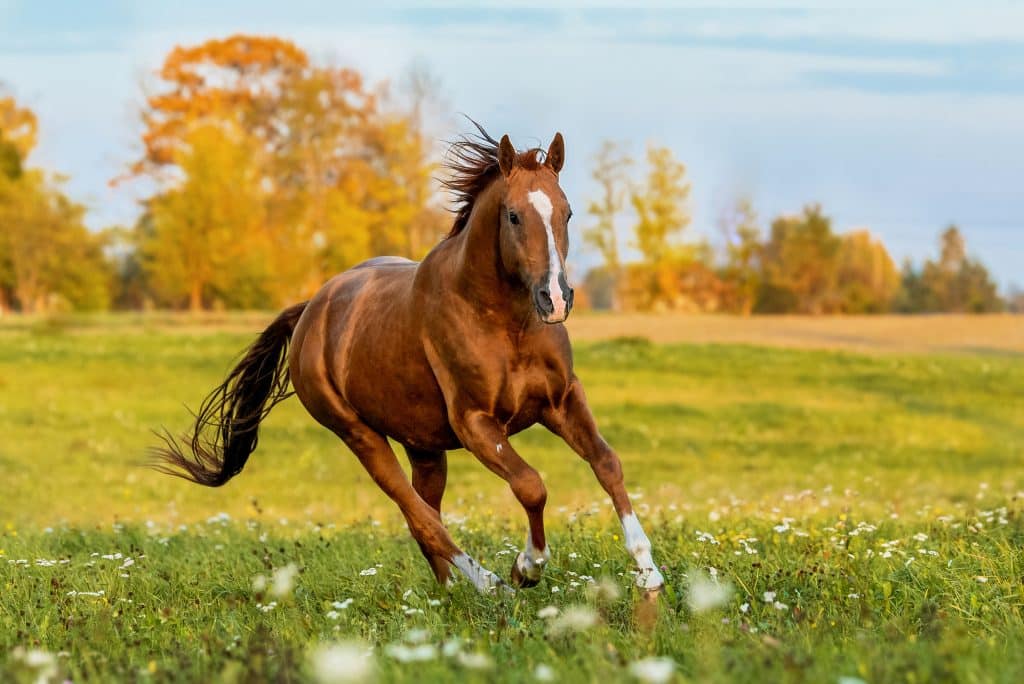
[155,123,665,594]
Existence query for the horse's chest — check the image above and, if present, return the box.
[496,357,567,427]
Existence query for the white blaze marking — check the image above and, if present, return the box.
[621,513,665,590]
[527,189,568,320]
[452,553,506,593]
[514,531,550,582]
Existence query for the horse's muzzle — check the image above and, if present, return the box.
[533,281,574,323]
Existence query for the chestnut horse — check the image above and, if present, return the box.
[155,123,665,594]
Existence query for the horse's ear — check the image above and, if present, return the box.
[498,135,516,177]
[546,132,565,173]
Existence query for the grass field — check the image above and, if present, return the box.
[1,313,1022,682]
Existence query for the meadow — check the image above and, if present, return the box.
[1,313,1022,682]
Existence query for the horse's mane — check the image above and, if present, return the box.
[441,119,545,239]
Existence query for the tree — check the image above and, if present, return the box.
[894,226,1003,313]
[0,170,112,312]
[0,93,38,163]
[141,123,269,310]
[835,230,900,313]
[758,205,841,314]
[623,145,694,309]
[630,145,692,265]
[126,36,445,310]
[718,197,762,315]
[133,35,310,176]
[583,141,632,309]
[0,93,111,313]
[918,226,1002,312]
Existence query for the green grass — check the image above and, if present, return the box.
[1,321,1023,682]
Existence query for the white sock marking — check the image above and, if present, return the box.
[452,553,506,593]
[514,531,550,582]
[527,189,568,320]
[621,513,665,590]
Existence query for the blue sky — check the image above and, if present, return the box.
[1,2,1021,287]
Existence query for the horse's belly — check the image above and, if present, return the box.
[342,332,458,452]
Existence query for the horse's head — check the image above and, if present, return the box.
[497,133,574,324]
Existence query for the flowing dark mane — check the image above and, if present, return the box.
[441,119,545,238]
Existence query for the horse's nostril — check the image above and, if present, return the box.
[567,288,575,310]
[535,287,554,315]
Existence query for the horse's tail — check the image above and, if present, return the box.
[152,301,309,487]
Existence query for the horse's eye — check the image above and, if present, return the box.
[568,208,573,221]
[508,210,520,225]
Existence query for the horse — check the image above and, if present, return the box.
[154,122,665,594]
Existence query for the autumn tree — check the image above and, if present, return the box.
[581,141,632,310]
[126,35,445,309]
[835,230,900,313]
[142,123,268,310]
[0,93,111,313]
[621,144,696,309]
[718,197,762,315]
[631,145,692,265]
[757,205,841,314]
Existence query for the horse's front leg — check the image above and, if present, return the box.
[451,410,550,588]
[543,378,666,593]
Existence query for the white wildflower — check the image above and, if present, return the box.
[359,567,377,577]
[440,634,460,655]
[548,605,599,635]
[628,656,675,683]
[271,563,299,598]
[12,647,58,683]
[534,663,556,681]
[400,629,427,646]
[537,605,560,619]
[332,599,354,610]
[740,602,749,613]
[385,643,437,663]
[309,641,373,683]
[456,651,493,670]
[586,577,622,603]
[441,638,463,658]
[687,569,733,613]
[762,591,776,603]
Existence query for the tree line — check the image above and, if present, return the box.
[581,143,1011,314]
[0,34,1018,315]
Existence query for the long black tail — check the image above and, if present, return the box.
[152,301,309,487]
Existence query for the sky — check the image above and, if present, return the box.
[1,1,1022,288]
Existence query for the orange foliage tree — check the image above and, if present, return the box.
[128,35,444,310]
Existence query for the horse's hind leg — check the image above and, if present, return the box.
[334,421,505,592]
[404,446,452,585]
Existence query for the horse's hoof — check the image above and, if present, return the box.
[510,557,540,588]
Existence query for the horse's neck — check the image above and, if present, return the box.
[452,181,532,324]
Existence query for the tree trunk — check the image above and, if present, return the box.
[189,281,203,312]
